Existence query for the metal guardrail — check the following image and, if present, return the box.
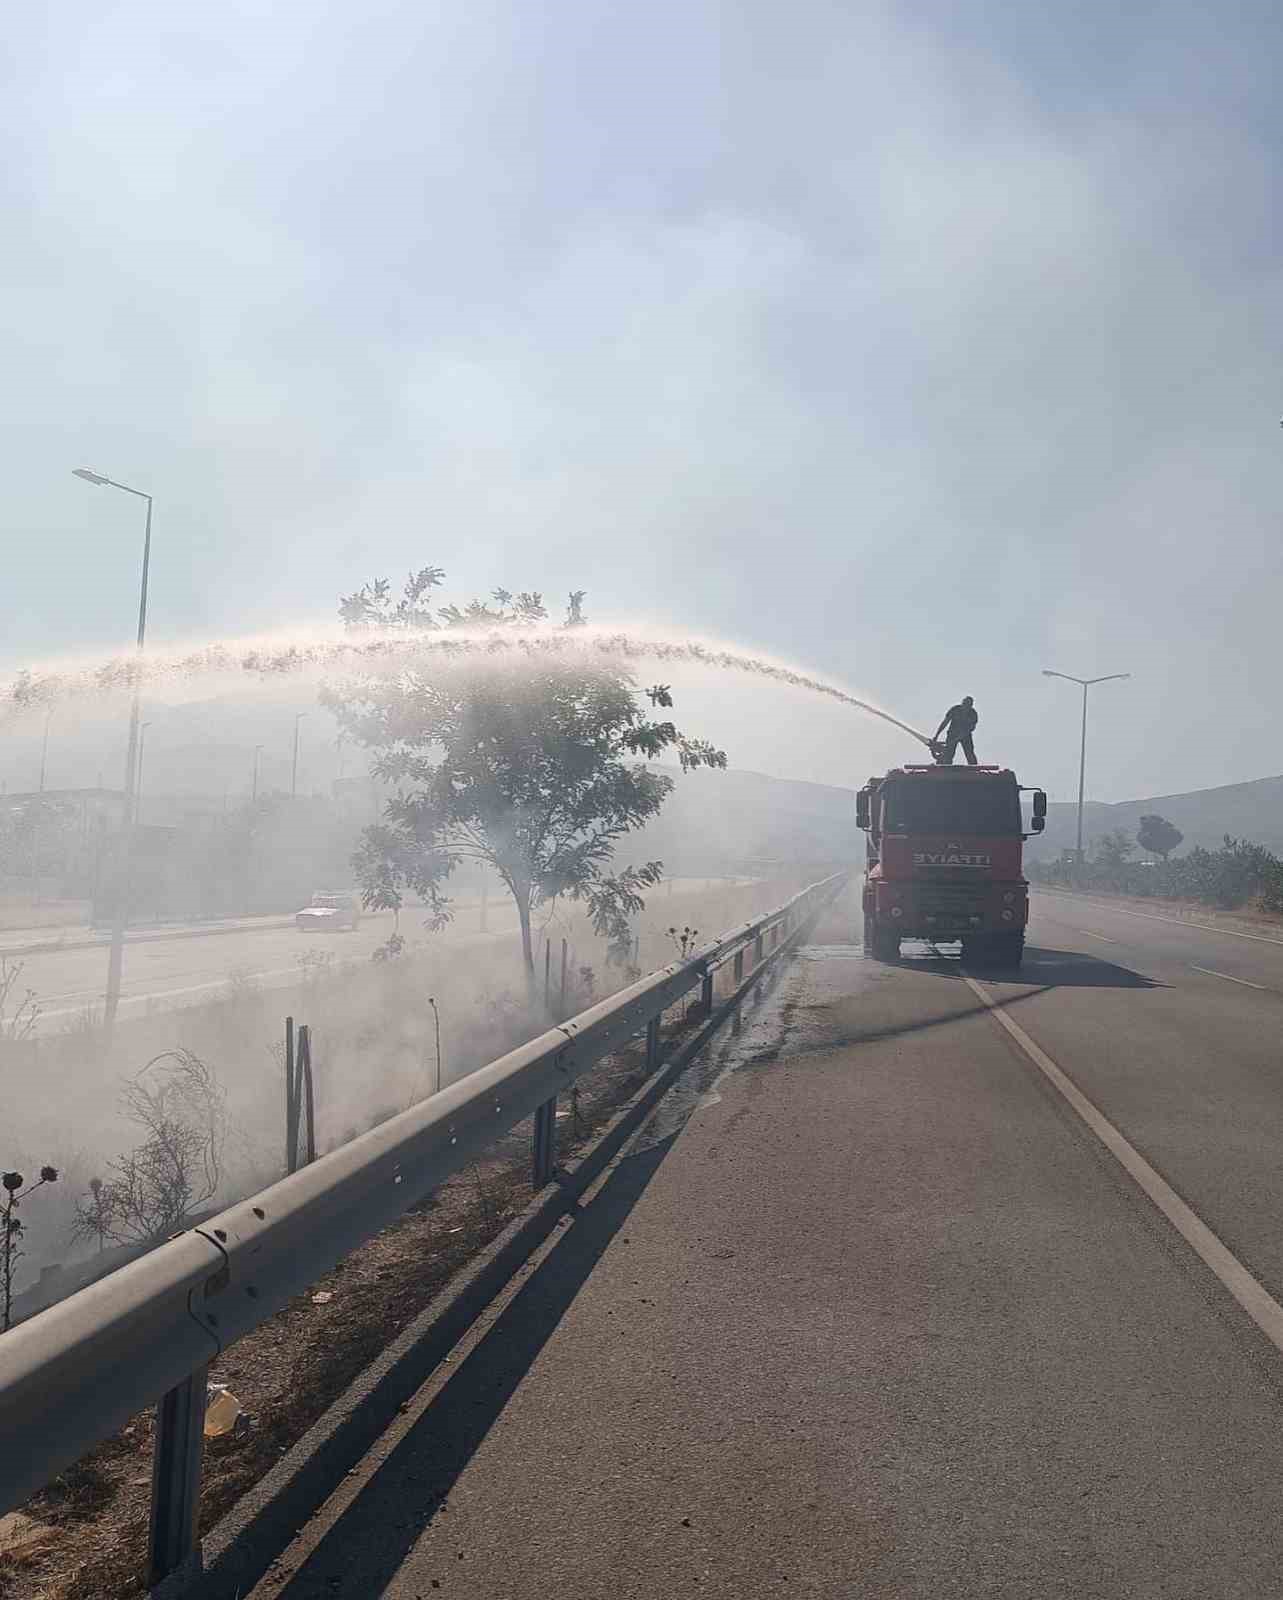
[0,870,848,1587]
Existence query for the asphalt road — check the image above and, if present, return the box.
[13,879,745,1031]
[248,886,1283,1598]
[15,910,410,1030]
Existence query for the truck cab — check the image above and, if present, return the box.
[856,764,1046,967]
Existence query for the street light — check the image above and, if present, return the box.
[137,722,152,824]
[252,744,264,805]
[292,712,308,798]
[1041,670,1131,860]
[32,706,53,906]
[38,705,52,793]
[73,466,154,1031]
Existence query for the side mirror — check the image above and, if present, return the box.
[856,789,871,830]
[1031,815,1045,833]
[1033,790,1047,820]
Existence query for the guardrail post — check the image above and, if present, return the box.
[700,969,714,1016]
[146,1365,209,1589]
[754,931,764,965]
[532,1098,556,1188]
[300,1024,316,1167]
[284,1016,297,1176]
[646,1015,661,1072]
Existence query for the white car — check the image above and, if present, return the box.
[295,892,361,932]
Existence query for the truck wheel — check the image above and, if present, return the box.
[866,918,899,961]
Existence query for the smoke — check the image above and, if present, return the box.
[1,869,808,1305]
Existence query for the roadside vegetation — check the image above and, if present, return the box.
[0,870,808,1600]
[1028,815,1283,917]
[1,871,793,1328]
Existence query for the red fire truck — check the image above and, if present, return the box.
[856,762,1047,967]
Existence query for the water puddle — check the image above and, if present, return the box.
[629,963,801,1153]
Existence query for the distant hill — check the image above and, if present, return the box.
[631,766,860,874]
[1027,774,1283,861]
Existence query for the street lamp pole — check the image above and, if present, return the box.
[73,468,154,1031]
[137,722,152,824]
[291,712,307,798]
[32,706,53,906]
[1041,670,1131,861]
[252,744,264,805]
[38,706,52,793]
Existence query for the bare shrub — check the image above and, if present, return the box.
[296,947,336,986]
[58,1001,102,1037]
[72,1050,227,1248]
[2,1164,58,1331]
[0,955,40,1042]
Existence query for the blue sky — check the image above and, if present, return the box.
[4,0,1281,802]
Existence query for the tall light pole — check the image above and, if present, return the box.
[1042,670,1131,861]
[31,705,53,906]
[137,722,152,824]
[73,467,153,1031]
[291,712,307,798]
[252,744,264,805]
[38,705,52,793]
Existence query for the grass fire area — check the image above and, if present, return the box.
[0,990,724,1600]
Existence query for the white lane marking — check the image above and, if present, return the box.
[1082,930,1119,944]
[37,964,323,1022]
[1189,965,1269,992]
[963,974,1283,1359]
[1035,890,1283,948]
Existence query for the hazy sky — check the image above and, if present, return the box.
[4,0,1281,803]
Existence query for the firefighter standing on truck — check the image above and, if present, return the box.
[934,696,979,765]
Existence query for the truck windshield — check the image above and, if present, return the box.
[881,779,1020,836]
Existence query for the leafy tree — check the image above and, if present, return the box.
[1092,828,1135,871]
[1137,814,1183,862]
[324,572,727,988]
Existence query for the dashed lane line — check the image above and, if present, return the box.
[964,974,1283,1360]
[1189,966,1269,992]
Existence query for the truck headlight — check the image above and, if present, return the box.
[890,906,904,918]
[1001,909,1014,921]
[1002,891,1015,904]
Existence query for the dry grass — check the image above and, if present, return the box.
[4,875,799,1296]
[1,1013,689,1600]
[0,873,808,1598]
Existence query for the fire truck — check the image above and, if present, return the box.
[856,762,1047,967]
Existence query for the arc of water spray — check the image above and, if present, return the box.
[0,628,934,750]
